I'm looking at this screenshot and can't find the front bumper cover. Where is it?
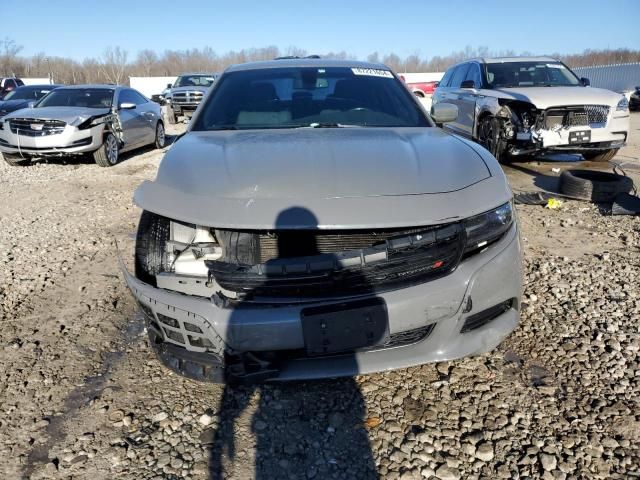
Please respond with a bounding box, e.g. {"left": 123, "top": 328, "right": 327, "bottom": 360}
{"left": 121, "top": 224, "right": 522, "bottom": 382}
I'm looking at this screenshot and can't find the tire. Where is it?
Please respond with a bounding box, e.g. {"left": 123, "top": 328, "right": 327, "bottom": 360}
{"left": 558, "top": 169, "right": 634, "bottom": 203}
{"left": 1, "top": 152, "right": 30, "bottom": 166}
{"left": 93, "top": 133, "right": 119, "bottom": 167}
{"left": 581, "top": 148, "right": 619, "bottom": 163}
{"left": 477, "top": 115, "right": 508, "bottom": 163}
{"left": 155, "top": 121, "right": 166, "bottom": 149}
{"left": 135, "top": 210, "right": 170, "bottom": 287}
{"left": 167, "top": 108, "right": 177, "bottom": 125}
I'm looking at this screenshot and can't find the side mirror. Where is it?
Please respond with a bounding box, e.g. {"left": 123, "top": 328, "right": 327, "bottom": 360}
{"left": 580, "top": 77, "right": 590, "bottom": 87}
{"left": 119, "top": 102, "right": 136, "bottom": 110}
{"left": 460, "top": 80, "right": 475, "bottom": 89}
{"left": 167, "top": 83, "right": 173, "bottom": 88}
{"left": 431, "top": 103, "right": 458, "bottom": 123}
{"left": 27, "top": 101, "right": 36, "bottom": 108}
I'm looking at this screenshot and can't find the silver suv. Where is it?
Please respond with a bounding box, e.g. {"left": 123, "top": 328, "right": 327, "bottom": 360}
{"left": 432, "top": 57, "right": 630, "bottom": 163}
{"left": 121, "top": 59, "right": 522, "bottom": 383}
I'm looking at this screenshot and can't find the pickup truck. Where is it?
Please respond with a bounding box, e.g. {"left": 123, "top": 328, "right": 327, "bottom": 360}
{"left": 165, "top": 73, "right": 216, "bottom": 123}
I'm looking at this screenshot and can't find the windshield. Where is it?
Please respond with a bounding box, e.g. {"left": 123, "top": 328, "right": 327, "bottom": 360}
{"left": 192, "top": 66, "right": 430, "bottom": 130}
{"left": 485, "top": 61, "right": 581, "bottom": 88}
{"left": 174, "top": 75, "right": 216, "bottom": 88}
{"left": 3, "top": 86, "right": 54, "bottom": 101}
{"left": 37, "top": 88, "right": 114, "bottom": 108}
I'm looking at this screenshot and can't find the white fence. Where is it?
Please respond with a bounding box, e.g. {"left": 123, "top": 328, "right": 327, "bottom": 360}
{"left": 22, "top": 77, "right": 54, "bottom": 85}
{"left": 572, "top": 63, "right": 640, "bottom": 93}
{"left": 130, "top": 76, "right": 176, "bottom": 98}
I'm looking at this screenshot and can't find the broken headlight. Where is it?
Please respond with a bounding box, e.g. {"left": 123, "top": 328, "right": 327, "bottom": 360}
{"left": 463, "top": 201, "right": 513, "bottom": 254}
{"left": 616, "top": 96, "right": 629, "bottom": 112}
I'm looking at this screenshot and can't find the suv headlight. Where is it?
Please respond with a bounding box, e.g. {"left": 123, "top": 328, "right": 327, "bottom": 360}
{"left": 616, "top": 96, "right": 629, "bottom": 112}
{"left": 463, "top": 201, "right": 513, "bottom": 253}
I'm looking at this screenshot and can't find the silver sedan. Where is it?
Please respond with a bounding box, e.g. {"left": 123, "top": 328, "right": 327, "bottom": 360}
{"left": 0, "top": 84, "right": 165, "bottom": 167}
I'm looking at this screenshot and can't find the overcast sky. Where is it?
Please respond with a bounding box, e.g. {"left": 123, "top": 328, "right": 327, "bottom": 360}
{"left": 5, "top": 0, "right": 639, "bottom": 60}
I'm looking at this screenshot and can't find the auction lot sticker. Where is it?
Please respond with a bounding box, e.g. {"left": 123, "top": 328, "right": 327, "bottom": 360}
{"left": 351, "top": 68, "right": 394, "bottom": 78}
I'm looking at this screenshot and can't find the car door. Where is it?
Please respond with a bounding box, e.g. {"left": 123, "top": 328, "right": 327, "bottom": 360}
{"left": 440, "top": 64, "right": 470, "bottom": 135}
{"left": 456, "top": 62, "right": 483, "bottom": 138}
{"left": 129, "top": 89, "right": 158, "bottom": 144}
{"left": 116, "top": 89, "right": 149, "bottom": 147}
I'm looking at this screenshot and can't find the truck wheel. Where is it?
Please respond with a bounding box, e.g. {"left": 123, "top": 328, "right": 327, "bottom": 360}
{"left": 478, "top": 116, "right": 508, "bottom": 163}
{"left": 135, "top": 210, "right": 170, "bottom": 287}
{"left": 155, "top": 122, "right": 166, "bottom": 149}
{"left": 167, "top": 108, "right": 177, "bottom": 125}
{"left": 582, "top": 148, "right": 619, "bottom": 163}
{"left": 2, "top": 152, "right": 30, "bottom": 166}
{"left": 93, "top": 133, "right": 119, "bottom": 167}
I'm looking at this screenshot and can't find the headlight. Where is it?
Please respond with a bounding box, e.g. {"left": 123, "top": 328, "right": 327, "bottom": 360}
{"left": 463, "top": 201, "right": 513, "bottom": 253}
{"left": 616, "top": 96, "right": 629, "bottom": 112}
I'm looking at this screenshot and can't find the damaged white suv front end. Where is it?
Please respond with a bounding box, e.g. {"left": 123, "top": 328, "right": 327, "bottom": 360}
{"left": 432, "top": 57, "right": 630, "bottom": 163}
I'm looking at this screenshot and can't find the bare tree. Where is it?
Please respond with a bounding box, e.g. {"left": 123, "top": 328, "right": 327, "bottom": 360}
{"left": 99, "top": 46, "right": 129, "bottom": 84}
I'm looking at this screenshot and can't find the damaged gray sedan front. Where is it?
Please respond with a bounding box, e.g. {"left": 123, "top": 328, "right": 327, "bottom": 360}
{"left": 0, "top": 85, "right": 165, "bottom": 167}
{"left": 122, "top": 59, "right": 523, "bottom": 383}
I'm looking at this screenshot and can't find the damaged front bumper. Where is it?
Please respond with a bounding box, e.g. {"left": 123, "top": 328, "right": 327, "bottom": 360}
{"left": 0, "top": 124, "right": 104, "bottom": 157}
{"left": 121, "top": 222, "right": 522, "bottom": 383}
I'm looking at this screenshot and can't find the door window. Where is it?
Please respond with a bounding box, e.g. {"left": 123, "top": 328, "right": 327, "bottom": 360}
{"left": 465, "top": 63, "right": 483, "bottom": 88}
{"left": 449, "top": 64, "right": 470, "bottom": 88}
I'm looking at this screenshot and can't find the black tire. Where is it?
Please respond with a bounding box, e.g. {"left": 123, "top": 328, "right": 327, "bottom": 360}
{"left": 167, "top": 108, "right": 177, "bottom": 125}
{"left": 477, "top": 115, "right": 508, "bottom": 163}
{"left": 581, "top": 148, "right": 619, "bottom": 163}
{"left": 2, "top": 152, "right": 30, "bottom": 166}
{"left": 93, "top": 133, "right": 119, "bottom": 167}
{"left": 558, "top": 169, "right": 634, "bottom": 203}
{"left": 155, "top": 121, "right": 166, "bottom": 149}
{"left": 135, "top": 210, "right": 170, "bottom": 287}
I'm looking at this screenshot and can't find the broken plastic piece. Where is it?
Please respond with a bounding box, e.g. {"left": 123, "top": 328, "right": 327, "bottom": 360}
{"left": 545, "top": 198, "right": 563, "bottom": 209}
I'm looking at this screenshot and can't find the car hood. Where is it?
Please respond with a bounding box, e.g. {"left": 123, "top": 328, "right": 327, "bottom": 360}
{"left": 487, "top": 86, "right": 622, "bottom": 109}
{"left": 135, "top": 128, "right": 512, "bottom": 229}
{"left": 170, "top": 86, "right": 210, "bottom": 94}
{"left": 2, "top": 106, "right": 112, "bottom": 125}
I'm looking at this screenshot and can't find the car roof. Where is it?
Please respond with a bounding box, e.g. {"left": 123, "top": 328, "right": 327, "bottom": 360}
{"left": 54, "top": 84, "right": 121, "bottom": 90}
{"left": 226, "top": 59, "right": 392, "bottom": 73}
{"left": 177, "top": 73, "right": 217, "bottom": 76}
{"left": 17, "top": 84, "right": 63, "bottom": 89}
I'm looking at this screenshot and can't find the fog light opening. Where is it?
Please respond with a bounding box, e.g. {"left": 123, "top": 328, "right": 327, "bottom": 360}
{"left": 461, "top": 299, "right": 514, "bottom": 333}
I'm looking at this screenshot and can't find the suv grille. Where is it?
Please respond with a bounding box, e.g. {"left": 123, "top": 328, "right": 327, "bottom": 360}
{"left": 207, "top": 223, "right": 465, "bottom": 298}
{"left": 544, "top": 105, "right": 610, "bottom": 129}
{"left": 8, "top": 118, "right": 66, "bottom": 136}
{"left": 172, "top": 91, "right": 204, "bottom": 105}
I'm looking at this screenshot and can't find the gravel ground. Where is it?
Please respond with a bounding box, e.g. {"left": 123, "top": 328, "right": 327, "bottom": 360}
{"left": 1, "top": 116, "right": 639, "bottom": 480}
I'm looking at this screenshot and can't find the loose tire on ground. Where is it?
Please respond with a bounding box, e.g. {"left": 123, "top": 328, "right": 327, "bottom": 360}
{"left": 581, "top": 148, "right": 619, "bottom": 163}
{"left": 558, "top": 169, "right": 634, "bottom": 203}
{"left": 1, "top": 152, "right": 30, "bottom": 166}
{"left": 93, "top": 133, "right": 119, "bottom": 167}
{"left": 135, "top": 210, "right": 170, "bottom": 287}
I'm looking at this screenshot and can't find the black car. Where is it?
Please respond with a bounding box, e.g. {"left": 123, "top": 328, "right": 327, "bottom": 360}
{"left": 0, "top": 84, "right": 62, "bottom": 119}
{"left": 630, "top": 86, "right": 640, "bottom": 111}
{"left": 0, "top": 77, "right": 25, "bottom": 99}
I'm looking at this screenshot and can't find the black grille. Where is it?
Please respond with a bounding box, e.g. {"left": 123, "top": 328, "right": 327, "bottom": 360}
{"left": 172, "top": 91, "right": 204, "bottom": 105}
{"left": 8, "top": 118, "right": 66, "bottom": 136}
{"left": 207, "top": 223, "right": 465, "bottom": 298}
{"left": 544, "top": 105, "right": 609, "bottom": 129}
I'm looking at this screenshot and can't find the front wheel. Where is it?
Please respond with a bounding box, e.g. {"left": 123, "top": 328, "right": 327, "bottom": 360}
{"left": 93, "top": 133, "right": 119, "bottom": 167}
{"left": 154, "top": 122, "right": 166, "bottom": 149}
{"left": 478, "top": 116, "right": 508, "bottom": 163}
{"left": 135, "top": 210, "right": 170, "bottom": 287}
{"left": 581, "top": 148, "right": 619, "bottom": 163}
{"left": 2, "top": 152, "right": 30, "bottom": 166}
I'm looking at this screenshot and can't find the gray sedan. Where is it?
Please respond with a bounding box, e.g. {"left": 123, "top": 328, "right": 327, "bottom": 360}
{"left": 0, "top": 85, "right": 165, "bottom": 167}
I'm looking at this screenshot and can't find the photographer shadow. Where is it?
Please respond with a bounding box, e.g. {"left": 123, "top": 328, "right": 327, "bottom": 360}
{"left": 207, "top": 207, "right": 381, "bottom": 479}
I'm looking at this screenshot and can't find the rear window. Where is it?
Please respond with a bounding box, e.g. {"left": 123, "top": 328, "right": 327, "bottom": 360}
{"left": 192, "top": 66, "right": 430, "bottom": 130}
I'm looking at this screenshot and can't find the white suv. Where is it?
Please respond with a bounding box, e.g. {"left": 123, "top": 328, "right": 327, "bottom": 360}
{"left": 432, "top": 57, "right": 630, "bottom": 163}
